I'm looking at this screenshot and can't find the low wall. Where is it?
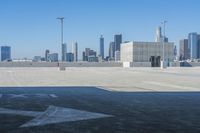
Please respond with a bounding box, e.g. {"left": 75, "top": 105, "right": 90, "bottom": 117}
{"left": 0, "top": 62, "right": 59, "bottom": 67}
{"left": 1, "top": 61, "right": 199, "bottom": 67}
{"left": 123, "top": 62, "right": 151, "bottom": 67}
{"left": 170, "top": 62, "right": 181, "bottom": 67}
{"left": 169, "top": 62, "right": 200, "bottom": 67}
{"left": 0, "top": 62, "right": 122, "bottom": 67}
{"left": 181, "top": 62, "right": 200, "bottom": 67}
{"left": 60, "top": 62, "right": 122, "bottom": 67}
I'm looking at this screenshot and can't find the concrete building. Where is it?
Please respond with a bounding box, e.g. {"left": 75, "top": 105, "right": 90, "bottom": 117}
{"left": 121, "top": 41, "right": 174, "bottom": 67}
{"left": 99, "top": 35, "right": 104, "bottom": 59}
{"left": 66, "top": 53, "right": 74, "bottom": 62}
{"left": 61, "top": 43, "right": 67, "bottom": 61}
{"left": 109, "top": 42, "right": 115, "bottom": 60}
{"left": 179, "top": 39, "right": 190, "bottom": 60}
{"left": 45, "top": 49, "right": 50, "bottom": 62}
{"left": 188, "top": 33, "right": 199, "bottom": 59}
{"left": 1, "top": 46, "right": 11, "bottom": 62}
{"left": 72, "top": 42, "right": 78, "bottom": 62}
{"left": 114, "top": 34, "right": 122, "bottom": 52}
{"left": 48, "top": 53, "right": 58, "bottom": 62}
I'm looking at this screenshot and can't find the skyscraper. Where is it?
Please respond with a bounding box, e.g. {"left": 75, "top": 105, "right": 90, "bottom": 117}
{"left": 198, "top": 35, "right": 200, "bottom": 58}
{"left": 66, "top": 53, "right": 74, "bottom": 62}
{"left": 72, "top": 42, "right": 78, "bottom": 62}
{"left": 1, "top": 46, "right": 11, "bottom": 62}
{"left": 115, "top": 51, "right": 120, "bottom": 62}
{"left": 188, "top": 33, "right": 198, "bottom": 59}
{"left": 109, "top": 42, "right": 115, "bottom": 60}
{"left": 82, "top": 52, "right": 86, "bottom": 61}
{"left": 179, "top": 39, "right": 190, "bottom": 60}
{"left": 114, "top": 34, "right": 122, "bottom": 52}
{"left": 45, "top": 49, "right": 50, "bottom": 62}
{"left": 155, "top": 26, "right": 162, "bottom": 42}
{"left": 99, "top": 35, "right": 104, "bottom": 59}
{"left": 62, "top": 43, "right": 67, "bottom": 61}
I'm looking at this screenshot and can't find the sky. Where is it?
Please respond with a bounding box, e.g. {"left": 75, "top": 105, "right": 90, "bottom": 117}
{"left": 0, "top": 0, "right": 200, "bottom": 59}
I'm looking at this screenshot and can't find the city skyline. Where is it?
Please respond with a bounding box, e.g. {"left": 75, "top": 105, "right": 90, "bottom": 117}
{"left": 1, "top": 0, "right": 200, "bottom": 59}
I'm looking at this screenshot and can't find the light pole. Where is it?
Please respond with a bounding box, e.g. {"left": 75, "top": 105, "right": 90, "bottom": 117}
{"left": 161, "top": 20, "right": 167, "bottom": 69}
{"left": 57, "top": 17, "right": 64, "bottom": 61}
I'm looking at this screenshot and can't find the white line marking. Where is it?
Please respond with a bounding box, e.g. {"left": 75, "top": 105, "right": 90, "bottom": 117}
{"left": 144, "top": 81, "right": 199, "bottom": 90}
{"left": 49, "top": 94, "right": 58, "bottom": 98}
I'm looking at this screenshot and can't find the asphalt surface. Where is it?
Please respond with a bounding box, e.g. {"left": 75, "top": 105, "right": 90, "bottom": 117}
{"left": 1, "top": 87, "right": 200, "bottom": 133}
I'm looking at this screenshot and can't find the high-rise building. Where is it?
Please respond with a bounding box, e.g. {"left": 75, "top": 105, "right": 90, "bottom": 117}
{"left": 114, "top": 34, "right": 122, "bottom": 52}
{"left": 109, "top": 42, "right": 115, "bottom": 60}
{"left": 174, "top": 45, "right": 177, "bottom": 60}
{"left": 155, "top": 26, "right": 162, "bottom": 42}
{"left": 198, "top": 35, "right": 200, "bottom": 58}
{"left": 66, "top": 53, "right": 74, "bottom": 62}
{"left": 82, "top": 48, "right": 97, "bottom": 62}
{"left": 62, "top": 43, "right": 67, "bottom": 61}
{"left": 45, "top": 49, "right": 50, "bottom": 62}
{"left": 179, "top": 39, "right": 190, "bottom": 60}
{"left": 155, "top": 26, "right": 168, "bottom": 43}
{"left": 48, "top": 53, "right": 58, "bottom": 62}
{"left": 85, "top": 48, "right": 90, "bottom": 56}
{"left": 82, "top": 51, "right": 86, "bottom": 61}
{"left": 1, "top": 46, "right": 11, "bottom": 62}
{"left": 188, "top": 33, "right": 198, "bottom": 59}
{"left": 115, "top": 51, "right": 120, "bottom": 62}
{"left": 72, "top": 42, "right": 78, "bottom": 62}
{"left": 99, "top": 35, "right": 104, "bottom": 59}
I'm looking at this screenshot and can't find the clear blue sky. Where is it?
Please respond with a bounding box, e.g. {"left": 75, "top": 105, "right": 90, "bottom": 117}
{"left": 0, "top": 0, "right": 200, "bottom": 59}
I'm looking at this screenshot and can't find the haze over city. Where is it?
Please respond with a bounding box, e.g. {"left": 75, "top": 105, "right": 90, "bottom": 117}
{"left": 0, "top": 0, "right": 200, "bottom": 59}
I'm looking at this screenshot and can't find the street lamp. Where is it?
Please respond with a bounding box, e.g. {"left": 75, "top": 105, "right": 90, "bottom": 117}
{"left": 161, "top": 20, "right": 167, "bottom": 69}
{"left": 57, "top": 17, "right": 64, "bottom": 61}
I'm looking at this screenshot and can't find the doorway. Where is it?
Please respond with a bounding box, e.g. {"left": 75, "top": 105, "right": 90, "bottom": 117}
{"left": 150, "top": 56, "right": 161, "bottom": 67}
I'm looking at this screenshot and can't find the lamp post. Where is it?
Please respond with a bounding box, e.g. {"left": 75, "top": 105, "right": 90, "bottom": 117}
{"left": 161, "top": 20, "right": 167, "bottom": 69}
{"left": 57, "top": 17, "right": 64, "bottom": 61}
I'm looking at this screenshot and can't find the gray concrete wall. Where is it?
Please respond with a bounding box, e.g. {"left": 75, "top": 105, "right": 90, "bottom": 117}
{"left": 181, "top": 62, "right": 200, "bottom": 67}
{"left": 60, "top": 62, "right": 122, "bottom": 67}
{"left": 131, "top": 62, "right": 152, "bottom": 67}
{"left": 0, "top": 62, "right": 122, "bottom": 67}
{"left": 121, "top": 41, "right": 174, "bottom": 62}
{"left": 169, "top": 62, "right": 200, "bottom": 67}
{"left": 170, "top": 62, "right": 181, "bottom": 67}
{"left": 0, "top": 62, "right": 59, "bottom": 67}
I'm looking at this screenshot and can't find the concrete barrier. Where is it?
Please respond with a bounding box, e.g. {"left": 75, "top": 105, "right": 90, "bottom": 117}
{"left": 181, "top": 62, "right": 200, "bottom": 67}
{"left": 0, "top": 62, "right": 59, "bottom": 67}
{"left": 123, "top": 62, "right": 151, "bottom": 67}
{"left": 170, "top": 62, "right": 181, "bottom": 67}
{"left": 0, "top": 62, "right": 122, "bottom": 67}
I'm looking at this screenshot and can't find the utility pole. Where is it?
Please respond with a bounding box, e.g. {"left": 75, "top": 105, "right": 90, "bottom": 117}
{"left": 161, "top": 20, "right": 167, "bottom": 69}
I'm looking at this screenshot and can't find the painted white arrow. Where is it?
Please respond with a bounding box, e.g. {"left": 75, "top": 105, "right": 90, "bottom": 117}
{"left": 0, "top": 106, "right": 113, "bottom": 128}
